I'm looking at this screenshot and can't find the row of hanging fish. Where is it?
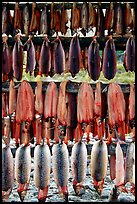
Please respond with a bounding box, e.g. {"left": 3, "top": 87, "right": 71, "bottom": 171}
{"left": 2, "top": 126, "right": 135, "bottom": 202}
{"left": 2, "top": 33, "right": 135, "bottom": 82}
{"left": 2, "top": 2, "right": 135, "bottom": 37}
{"left": 2, "top": 80, "right": 135, "bottom": 148}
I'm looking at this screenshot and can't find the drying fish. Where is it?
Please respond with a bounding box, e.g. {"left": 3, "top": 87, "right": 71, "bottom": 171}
{"left": 2, "top": 141, "right": 14, "bottom": 201}
{"left": 124, "top": 36, "right": 135, "bottom": 72}
{"left": 109, "top": 154, "right": 116, "bottom": 181}
{"left": 22, "top": 3, "right": 31, "bottom": 35}
{"left": 20, "top": 121, "right": 31, "bottom": 145}
{"left": 12, "top": 33, "right": 24, "bottom": 81}
{"left": 90, "top": 139, "right": 108, "bottom": 195}
{"left": 77, "top": 82, "right": 94, "bottom": 125}
{"left": 88, "top": 3, "right": 97, "bottom": 31}
{"left": 71, "top": 141, "right": 87, "bottom": 195}
{"left": 15, "top": 144, "right": 31, "bottom": 202}
{"left": 54, "top": 9, "right": 61, "bottom": 34}
{"left": 2, "top": 93, "right": 7, "bottom": 118}
{"left": 80, "top": 2, "right": 89, "bottom": 36}
{"left": 60, "top": 3, "right": 68, "bottom": 35}
{"left": 52, "top": 142, "right": 69, "bottom": 201}
{"left": 29, "top": 2, "right": 40, "bottom": 34}
{"left": 95, "top": 4, "right": 105, "bottom": 37}
{"left": 71, "top": 2, "right": 80, "bottom": 35}
{"left": 68, "top": 34, "right": 82, "bottom": 77}
{"left": 2, "top": 34, "right": 11, "bottom": 77}
{"left": 50, "top": 2, "right": 55, "bottom": 35}
{"left": 34, "top": 141, "right": 51, "bottom": 202}
{"left": 13, "top": 2, "right": 22, "bottom": 34}
{"left": 2, "top": 4, "right": 13, "bottom": 35}
{"left": 87, "top": 38, "right": 101, "bottom": 81}
{"left": 24, "top": 36, "right": 36, "bottom": 75}
{"left": 40, "top": 4, "right": 49, "bottom": 35}
{"left": 129, "top": 84, "right": 135, "bottom": 124}
{"left": 39, "top": 36, "right": 51, "bottom": 76}
{"left": 104, "top": 2, "right": 114, "bottom": 35}
{"left": 113, "top": 3, "right": 123, "bottom": 35}
{"left": 123, "top": 3, "right": 133, "bottom": 34}
{"left": 54, "top": 37, "right": 65, "bottom": 74}
{"left": 102, "top": 37, "right": 116, "bottom": 80}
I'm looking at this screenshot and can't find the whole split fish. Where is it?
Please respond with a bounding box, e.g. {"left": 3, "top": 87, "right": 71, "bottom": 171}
{"left": 104, "top": 2, "right": 114, "bottom": 35}
{"left": 90, "top": 140, "right": 108, "bottom": 195}
{"left": 87, "top": 38, "right": 101, "bottom": 81}
{"left": 40, "top": 4, "right": 49, "bottom": 35}
{"left": 2, "top": 34, "right": 11, "bottom": 77}
{"left": 60, "top": 3, "right": 68, "bottom": 35}
{"left": 54, "top": 9, "right": 61, "bottom": 34}
{"left": 88, "top": 3, "right": 97, "bottom": 31}
{"left": 123, "top": 3, "right": 133, "bottom": 34}
{"left": 12, "top": 34, "right": 24, "bottom": 81}
{"left": 95, "top": 4, "right": 105, "bottom": 37}
{"left": 2, "top": 4, "right": 13, "bottom": 35}
{"left": 68, "top": 34, "right": 81, "bottom": 77}
{"left": 54, "top": 37, "right": 65, "bottom": 74}
{"left": 34, "top": 142, "right": 51, "bottom": 202}
{"left": 124, "top": 36, "right": 135, "bottom": 72}
{"left": 15, "top": 144, "right": 31, "bottom": 201}
{"left": 52, "top": 142, "right": 69, "bottom": 201}
{"left": 39, "top": 36, "right": 51, "bottom": 76}
{"left": 2, "top": 143, "right": 14, "bottom": 201}
{"left": 102, "top": 37, "right": 116, "bottom": 80}
{"left": 71, "top": 141, "right": 87, "bottom": 195}
{"left": 113, "top": 3, "right": 123, "bottom": 35}
{"left": 71, "top": 2, "right": 80, "bottom": 35}
{"left": 80, "top": 2, "right": 89, "bottom": 36}
{"left": 22, "top": 3, "right": 31, "bottom": 35}
{"left": 50, "top": 2, "right": 55, "bottom": 35}
{"left": 13, "top": 2, "right": 22, "bottom": 34}
{"left": 24, "top": 36, "right": 36, "bottom": 75}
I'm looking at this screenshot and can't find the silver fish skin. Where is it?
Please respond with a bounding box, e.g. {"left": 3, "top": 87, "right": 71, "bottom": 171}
{"left": 34, "top": 144, "right": 51, "bottom": 189}
{"left": 54, "top": 38, "right": 65, "bottom": 74}
{"left": 52, "top": 142, "right": 69, "bottom": 195}
{"left": 26, "top": 39, "right": 36, "bottom": 74}
{"left": 39, "top": 38, "right": 51, "bottom": 75}
{"left": 12, "top": 39, "right": 24, "bottom": 81}
{"left": 2, "top": 146, "right": 14, "bottom": 200}
{"left": 68, "top": 34, "right": 81, "bottom": 77}
{"left": 15, "top": 144, "right": 31, "bottom": 184}
{"left": 125, "top": 142, "right": 135, "bottom": 183}
{"left": 71, "top": 141, "right": 87, "bottom": 185}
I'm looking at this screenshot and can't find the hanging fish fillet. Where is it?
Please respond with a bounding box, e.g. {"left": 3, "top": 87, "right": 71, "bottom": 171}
{"left": 54, "top": 37, "right": 65, "bottom": 74}
{"left": 2, "top": 4, "right": 13, "bottom": 35}
{"left": 102, "top": 37, "right": 116, "bottom": 80}
{"left": 22, "top": 3, "right": 31, "bottom": 35}
{"left": 12, "top": 34, "right": 24, "bottom": 81}
{"left": 71, "top": 2, "right": 80, "bottom": 35}
{"left": 113, "top": 3, "right": 123, "bottom": 35}
{"left": 71, "top": 141, "right": 87, "bottom": 195}
{"left": 29, "top": 2, "right": 40, "bottom": 34}
{"left": 68, "top": 34, "right": 81, "bottom": 77}
{"left": 39, "top": 36, "right": 51, "bottom": 76}
{"left": 34, "top": 143, "right": 51, "bottom": 202}
{"left": 95, "top": 4, "right": 105, "bottom": 37}
{"left": 124, "top": 36, "right": 135, "bottom": 72}
{"left": 20, "top": 121, "right": 31, "bottom": 145}
{"left": 50, "top": 2, "right": 55, "bottom": 35}
{"left": 52, "top": 142, "right": 69, "bottom": 201}
{"left": 40, "top": 5, "right": 48, "bottom": 35}
{"left": 80, "top": 2, "right": 89, "bottom": 36}
{"left": 2, "top": 93, "right": 7, "bottom": 118}
{"left": 87, "top": 38, "right": 101, "bottom": 81}
{"left": 104, "top": 2, "right": 114, "bottom": 34}
{"left": 88, "top": 3, "right": 97, "bottom": 31}
{"left": 129, "top": 83, "right": 135, "bottom": 122}
{"left": 109, "top": 154, "right": 116, "bottom": 181}
{"left": 2, "top": 144, "right": 14, "bottom": 201}
{"left": 13, "top": 2, "right": 22, "bottom": 33}
{"left": 15, "top": 144, "right": 31, "bottom": 202}
{"left": 90, "top": 140, "right": 108, "bottom": 195}
{"left": 61, "top": 4, "right": 68, "bottom": 35}
{"left": 123, "top": 3, "right": 133, "bottom": 34}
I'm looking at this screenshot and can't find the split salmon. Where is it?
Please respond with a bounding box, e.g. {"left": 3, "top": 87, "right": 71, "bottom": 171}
{"left": 102, "top": 37, "right": 116, "bottom": 80}
{"left": 113, "top": 3, "right": 123, "bottom": 35}
{"left": 54, "top": 9, "right": 61, "bottom": 34}
{"left": 71, "top": 2, "right": 80, "bottom": 35}
{"left": 13, "top": 2, "right": 22, "bottom": 34}
{"left": 88, "top": 3, "right": 97, "bottom": 30}
{"left": 87, "top": 38, "right": 101, "bottom": 81}
{"left": 50, "top": 2, "right": 55, "bottom": 35}
{"left": 40, "top": 4, "right": 49, "bottom": 35}
{"left": 2, "top": 4, "right": 13, "bottom": 35}
{"left": 2, "top": 144, "right": 14, "bottom": 201}
{"left": 68, "top": 34, "right": 81, "bottom": 77}
{"left": 2, "top": 34, "right": 11, "bottom": 77}
{"left": 15, "top": 144, "right": 31, "bottom": 202}
{"left": 95, "top": 4, "right": 105, "bottom": 37}
{"left": 20, "top": 121, "right": 31, "bottom": 145}
{"left": 9, "top": 80, "right": 16, "bottom": 115}
{"left": 109, "top": 154, "right": 116, "bottom": 181}
{"left": 123, "top": 3, "right": 133, "bottom": 34}
{"left": 34, "top": 143, "right": 51, "bottom": 201}
{"left": 104, "top": 2, "right": 114, "bottom": 34}
{"left": 2, "top": 93, "right": 7, "bottom": 118}
{"left": 22, "top": 3, "right": 31, "bottom": 35}
{"left": 129, "top": 84, "right": 135, "bottom": 122}
{"left": 39, "top": 36, "right": 51, "bottom": 76}
{"left": 54, "top": 37, "right": 65, "bottom": 74}
{"left": 61, "top": 4, "right": 68, "bottom": 35}
{"left": 29, "top": 2, "right": 40, "bottom": 34}
{"left": 52, "top": 142, "right": 69, "bottom": 201}
{"left": 24, "top": 36, "right": 36, "bottom": 75}
{"left": 90, "top": 140, "right": 108, "bottom": 195}
{"left": 12, "top": 34, "right": 24, "bottom": 81}
{"left": 80, "top": 2, "right": 89, "bottom": 36}
{"left": 71, "top": 141, "right": 87, "bottom": 195}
